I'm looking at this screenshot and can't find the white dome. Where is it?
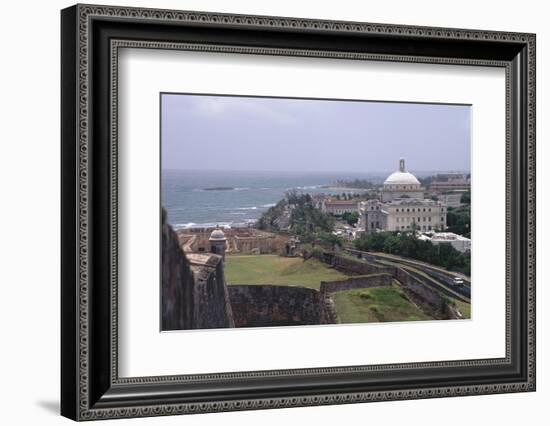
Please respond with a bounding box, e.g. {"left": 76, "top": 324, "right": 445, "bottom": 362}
{"left": 209, "top": 229, "right": 226, "bottom": 241}
{"left": 384, "top": 171, "right": 420, "bottom": 186}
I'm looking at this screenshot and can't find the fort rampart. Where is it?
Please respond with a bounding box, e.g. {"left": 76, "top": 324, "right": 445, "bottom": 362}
{"left": 314, "top": 248, "right": 461, "bottom": 320}
{"left": 320, "top": 274, "right": 393, "bottom": 294}
{"left": 162, "top": 210, "right": 234, "bottom": 330}
{"left": 228, "top": 285, "right": 337, "bottom": 327}
{"left": 311, "top": 250, "right": 394, "bottom": 276}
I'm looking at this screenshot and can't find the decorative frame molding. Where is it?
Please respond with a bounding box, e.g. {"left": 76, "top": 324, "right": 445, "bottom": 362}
{"left": 61, "top": 4, "right": 535, "bottom": 421}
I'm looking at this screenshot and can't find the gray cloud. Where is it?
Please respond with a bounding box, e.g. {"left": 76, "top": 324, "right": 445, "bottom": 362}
{"left": 161, "top": 94, "right": 471, "bottom": 173}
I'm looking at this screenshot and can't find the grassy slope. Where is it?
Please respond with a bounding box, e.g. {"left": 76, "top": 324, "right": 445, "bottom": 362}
{"left": 372, "top": 256, "right": 471, "bottom": 317}
{"left": 333, "top": 285, "right": 432, "bottom": 324}
{"left": 224, "top": 255, "right": 350, "bottom": 289}
{"left": 453, "top": 299, "right": 471, "bottom": 319}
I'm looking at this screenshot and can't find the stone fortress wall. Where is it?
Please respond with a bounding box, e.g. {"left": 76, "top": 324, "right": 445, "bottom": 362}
{"left": 394, "top": 267, "right": 461, "bottom": 320}
{"left": 320, "top": 274, "right": 393, "bottom": 294}
{"left": 187, "top": 253, "right": 235, "bottom": 329}
{"left": 320, "top": 251, "right": 395, "bottom": 276}
{"left": 161, "top": 210, "right": 234, "bottom": 330}
{"left": 161, "top": 209, "right": 196, "bottom": 330}
{"left": 228, "top": 285, "right": 337, "bottom": 328}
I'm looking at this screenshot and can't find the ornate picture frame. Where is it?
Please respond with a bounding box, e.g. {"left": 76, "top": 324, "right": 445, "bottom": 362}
{"left": 61, "top": 4, "right": 535, "bottom": 421}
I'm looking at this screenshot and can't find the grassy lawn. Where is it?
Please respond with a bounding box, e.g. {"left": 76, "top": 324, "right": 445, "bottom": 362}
{"left": 224, "top": 255, "right": 350, "bottom": 289}
{"left": 452, "top": 299, "right": 471, "bottom": 319}
{"left": 332, "top": 285, "right": 432, "bottom": 324}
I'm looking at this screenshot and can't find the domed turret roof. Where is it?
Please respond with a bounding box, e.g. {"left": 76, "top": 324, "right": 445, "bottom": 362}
{"left": 209, "top": 228, "right": 226, "bottom": 241}
{"left": 384, "top": 158, "right": 420, "bottom": 186}
{"left": 384, "top": 171, "right": 420, "bottom": 185}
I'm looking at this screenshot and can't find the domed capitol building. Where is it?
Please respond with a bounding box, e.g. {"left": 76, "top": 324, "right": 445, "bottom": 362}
{"left": 381, "top": 158, "right": 424, "bottom": 202}
{"left": 358, "top": 158, "right": 447, "bottom": 234}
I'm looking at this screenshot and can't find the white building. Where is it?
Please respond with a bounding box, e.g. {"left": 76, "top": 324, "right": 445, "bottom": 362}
{"left": 429, "top": 173, "right": 470, "bottom": 192}
{"left": 385, "top": 199, "right": 447, "bottom": 232}
{"left": 437, "top": 192, "right": 464, "bottom": 208}
{"left": 420, "top": 232, "right": 471, "bottom": 253}
{"left": 357, "top": 199, "right": 387, "bottom": 233}
{"left": 358, "top": 158, "right": 447, "bottom": 234}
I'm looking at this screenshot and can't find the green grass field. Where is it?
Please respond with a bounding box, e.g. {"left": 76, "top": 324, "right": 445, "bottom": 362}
{"left": 224, "top": 255, "right": 350, "bottom": 289}
{"left": 332, "top": 285, "right": 432, "bottom": 324}
{"left": 453, "top": 299, "right": 471, "bottom": 319}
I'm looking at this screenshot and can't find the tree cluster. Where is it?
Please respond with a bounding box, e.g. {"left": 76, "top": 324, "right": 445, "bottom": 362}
{"left": 334, "top": 192, "right": 363, "bottom": 200}
{"left": 257, "top": 190, "right": 335, "bottom": 242}
{"left": 332, "top": 179, "right": 375, "bottom": 189}
{"left": 287, "top": 191, "right": 335, "bottom": 241}
{"left": 446, "top": 205, "right": 471, "bottom": 238}
{"left": 255, "top": 198, "right": 288, "bottom": 232}
{"left": 460, "top": 190, "right": 471, "bottom": 205}
{"left": 341, "top": 211, "right": 359, "bottom": 226}
{"left": 353, "top": 231, "right": 470, "bottom": 275}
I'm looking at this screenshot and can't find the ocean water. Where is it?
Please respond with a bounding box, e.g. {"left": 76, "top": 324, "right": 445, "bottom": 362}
{"left": 162, "top": 169, "right": 394, "bottom": 229}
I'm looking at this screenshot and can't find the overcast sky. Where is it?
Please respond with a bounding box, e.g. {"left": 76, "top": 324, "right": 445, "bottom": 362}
{"left": 161, "top": 94, "right": 471, "bottom": 173}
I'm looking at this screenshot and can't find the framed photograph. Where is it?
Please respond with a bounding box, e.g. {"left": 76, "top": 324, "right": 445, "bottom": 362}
{"left": 61, "top": 4, "right": 536, "bottom": 421}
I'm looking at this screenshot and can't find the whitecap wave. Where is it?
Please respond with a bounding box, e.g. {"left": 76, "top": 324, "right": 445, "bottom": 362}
{"left": 172, "top": 220, "right": 257, "bottom": 230}
{"left": 286, "top": 185, "right": 322, "bottom": 191}
{"left": 172, "top": 222, "right": 196, "bottom": 229}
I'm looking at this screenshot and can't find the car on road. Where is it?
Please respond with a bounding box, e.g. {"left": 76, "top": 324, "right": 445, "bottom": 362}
{"left": 452, "top": 277, "right": 464, "bottom": 287}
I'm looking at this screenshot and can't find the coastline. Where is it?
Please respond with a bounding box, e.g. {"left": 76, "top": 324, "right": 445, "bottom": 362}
{"left": 172, "top": 219, "right": 258, "bottom": 230}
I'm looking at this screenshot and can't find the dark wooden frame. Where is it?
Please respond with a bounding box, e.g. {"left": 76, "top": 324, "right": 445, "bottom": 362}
{"left": 61, "top": 4, "right": 536, "bottom": 421}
